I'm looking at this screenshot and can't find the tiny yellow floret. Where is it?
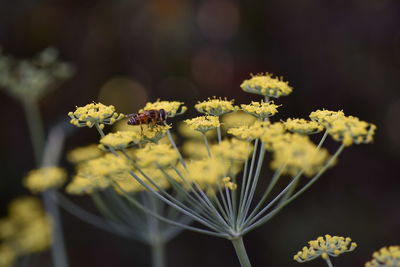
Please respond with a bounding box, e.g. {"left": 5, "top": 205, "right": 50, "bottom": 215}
{"left": 284, "top": 118, "right": 323, "bottom": 135}
{"left": 135, "top": 143, "right": 179, "bottom": 168}
{"left": 23, "top": 167, "right": 67, "bottom": 193}
{"left": 99, "top": 131, "right": 142, "bottom": 151}
{"left": 67, "top": 144, "right": 103, "bottom": 164}
{"left": 241, "top": 100, "right": 280, "bottom": 119}
{"left": 221, "top": 111, "right": 257, "bottom": 130}
{"left": 184, "top": 116, "right": 220, "bottom": 134}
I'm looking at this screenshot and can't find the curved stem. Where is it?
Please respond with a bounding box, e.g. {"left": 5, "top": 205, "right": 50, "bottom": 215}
{"left": 231, "top": 236, "right": 252, "bottom": 267}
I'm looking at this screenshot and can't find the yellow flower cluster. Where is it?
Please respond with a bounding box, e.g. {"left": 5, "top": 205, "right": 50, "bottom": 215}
{"left": 184, "top": 116, "right": 220, "bottom": 134}
{"left": 99, "top": 131, "right": 142, "bottom": 151}
{"left": 294, "top": 235, "right": 357, "bottom": 263}
{"left": 140, "top": 100, "right": 187, "bottom": 117}
{"left": 0, "top": 197, "right": 52, "bottom": 266}
{"left": 327, "top": 116, "right": 377, "bottom": 147}
{"left": 228, "top": 121, "right": 272, "bottom": 141}
{"left": 135, "top": 143, "right": 179, "bottom": 168}
{"left": 221, "top": 111, "right": 256, "bottom": 130}
{"left": 181, "top": 140, "right": 209, "bottom": 159}
{"left": 140, "top": 124, "right": 171, "bottom": 143}
{"left": 241, "top": 101, "right": 280, "bottom": 119}
{"left": 67, "top": 153, "right": 133, "bottom": 195}
{"left": 365, "top": 246, "right": 400, "bottom": 267}
{"left": 240, "top": 73, "right": 293, "bottom": 98}
{"left": 23, "top": 167, "right": 67, "bottom": 193}
{"left": 309, "top": 109, "right": 345, "bottom": 128}
{"left": 195, "top": 97, "right": 236, "bottom": 116}
{"left": 67, "top": 144, "right": 103, "bottom": 164}
{"left": 178, "top": 122, "right": 216, "bottom": 139}
{"left": 284, "top": 118, "right": 323, "bottom": 135}
{"left": 69, "top": 102, "right": 124, "bottom": 128}
{"left": 222, "top": 177, "right": 237, "bottom": 190}
{"left": 270, "top": 134, "right": 331, "bottom": 177}
{"left": 211, "top": 139, "right": 253, "bottom": 162}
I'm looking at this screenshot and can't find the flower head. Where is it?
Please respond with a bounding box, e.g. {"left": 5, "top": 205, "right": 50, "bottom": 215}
{"left": 309, "top": 109, "right": 345, "bottom": 128}
{"left": 0, "top": 47, "right": 74, "bottom": 103}
{"left": 0, "top": 245, "right": 16, "bottom": 267}
{"left": 284, "top": 118, "right": 323, "bottom": 135}
{"left": 140, "top": 100, "right": 187, "bottom": 118}
{"left": 184, "top": 116, "right": 220, "bottom": 134}
{"left": 240, "top": 73, "right": 293, "bottom": 98}
{"left": 365, "top": 246, "right": 400, "bottom": 267}
{"left": 177, "top": 122, "right": 216, "bottom": 139}
{"left": 327, "top": 116, "right": 377, "bottom": 146}
{"left": 99, "top": 131, "right": 142, "bottom": 151}
{"left": 23, "top": 167, "right": 67, "bottom": 193}
{"left": 181, "top": 140, "right": 209, "bottom": 159}
{"left": 68, "top": 102, "right": 124, "bottom": 128}
{"left": 135, "top": 143, "right": 179, "bottom": 168}
{"left": 270, "top": 134, "right": 331, "bottom": 177}
{"left": 260, "top": 122, "right": 287, "bottom": 150}
{"left": 294, "top": 235, "right": 357, "bottom": 263}
{"left": 195, "top": 97, "right": 236, "bottom": 116}
{"left": 67, "top": 144, "right": 103, "bottom": 164}
{"left": 141, "top": 124, "right": 171, "bottom": 143}
{"left": 221, "top": 111, "right": 256, "bottom": 130}
{"left": 228, "top": 121, "right": 271, "bottom": 141}
{"left": 65, "top": 175, "right": 96, "bottom": 195}
{"left": 241, "top": 100, "right": 280, "bottom": 119}
{"left": 211, "top": 138, "right": 253, "bottom": 162}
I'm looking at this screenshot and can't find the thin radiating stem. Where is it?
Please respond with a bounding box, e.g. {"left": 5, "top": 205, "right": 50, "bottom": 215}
{"left": 231, "top": 237, "right": 252, "bottom": 267}
{"left": 203, "top": 133, "right": 212, "bottom": 157}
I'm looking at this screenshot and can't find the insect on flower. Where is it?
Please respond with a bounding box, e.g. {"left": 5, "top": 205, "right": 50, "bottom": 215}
{"left": 125, "top": 109, "right": 167, "bottom": 130}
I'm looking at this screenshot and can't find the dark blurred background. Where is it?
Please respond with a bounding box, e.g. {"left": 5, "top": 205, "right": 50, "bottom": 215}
{"left": 0, "top": 0, "right": 399, "bottom": 266}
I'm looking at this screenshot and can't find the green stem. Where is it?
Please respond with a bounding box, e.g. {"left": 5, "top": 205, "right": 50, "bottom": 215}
{"left": 166, "top": 128, "right": 187, "bottom": 168}
{"left": 203, "top": 133, "right": 212, "bottom": 157}
{"left": 22, "top": 101, "right": 68, "bottom": 267}
{"left": 151, "top": 240, "right": 166, "bottom": 267}
{"left": 217, "top": 126, "right": 222, "bottom": 143}
{"left": 325, "top": 257, "right": 333, "bottom": 267}
{"left": 231, "top": 236, "right": 252, "bottom": 267}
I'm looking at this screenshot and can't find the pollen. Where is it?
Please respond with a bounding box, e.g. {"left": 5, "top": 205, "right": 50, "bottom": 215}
{"left": 68, "top": 102, "right": 124, "bottom": 128}
{"left": 195, "top": 97, "right": 237, "bottom": 116}
{"left": 365, "top": 246, "right": 400, "bottom": 267}
{"left": 240, "top": 73, "right": 293, "bottom": 98}
{"left": 241, "top": 100, "right": 280, "bottom": 119}
{"left": 140, "top": 100, "right": 187, "bottom": 117}
{"left": 309, "top": 109, "right": 346, "bottom": 128}
{"left": 23, "top": 167, "right": 67, "bottom": 193}
{"left": 293, "top": 235, "right": 356, "bottom": 263}
{"left": 184, "top": 116, "right": 221, "bottom": 134}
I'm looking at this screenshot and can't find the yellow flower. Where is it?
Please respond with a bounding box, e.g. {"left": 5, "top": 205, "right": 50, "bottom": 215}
{"left": 23, "top": 167, "right": 67, "bottom": 193}
{"left": 1, "top": 197, "right": 52, "bottom": 255}
{"left": 184, "top": 158, "right": 229, "bottom": 192}
{"left": 140, "top": 100, "right": 187, "bottom": 117}
{"left": 309, "top": 109, "right": 345, "bottom": 128}
{"left": 284, "top": 118, "right": 323, "bottom": 135}
{"left": 327, "top": 116, "right": 377, "bottom": 146}
{"left": 259, "top": 122, "right": 287, "bottom": 150}
{"left": 228, "top": 121, "right": 271, "bottom": 141}
{"left": 114, "top": 167, "right": 171, "bottom": 194}
{"left": 135, "top": 143, "right": 179, "bottom": 168}
{"left": 365, "top": 246, "right": 400, "bottom": 267}
{"left": 240, "top": 73, "right": 293, "bottom": 98}
{"left": 221, "top": 111, "right": 257, "bottom": 130}
{"left": 0, "top": 245, "right": 16, "bottom": 267}
{"left": 68, "top": 102, "right": 124, "bottom": 128}
{"left": 67, "top": 144, "right": 103, "bottom": 164}
{"left": 222, "top": 177, "right": 237, "bottom": 190}
{"left": 211, "top": 138, "right": 253, "bottom": 162}
{"left": 141, "top": 124, "right": 171, "bottom": 143}
{"left": 241, "top": 100, "right": 280, "bottom": 119}
{"left": 99, "top": 131, "right": 142, "bottom": 151}
{"left": 294, "top": 235, "right": 357, "bottom": 263}
{"left": 184, "top": 116, "right": 220, "bottom": 134}
{"left": 195, "top": 97, "right": 236, "bottom": 116}
{"left": 270, "top": 134, "right": 331, "bottom": 177}
{"left": 177, "top": 121, "right": 216, "bottom": 139}
{"left": 181, "top": 140, "right": 209, "bottom": 159}
{"left": 65, "top": 175, "right": 96, "bottom": 195}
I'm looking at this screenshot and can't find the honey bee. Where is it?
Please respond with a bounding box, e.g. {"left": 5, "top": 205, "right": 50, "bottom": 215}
{"left": 125, "top": 109, "right": 167, "bottom": 130}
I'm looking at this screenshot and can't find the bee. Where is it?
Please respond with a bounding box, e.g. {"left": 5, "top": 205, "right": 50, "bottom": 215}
{"left": 125, "top": 109, "right": 167, "bottom": 130}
